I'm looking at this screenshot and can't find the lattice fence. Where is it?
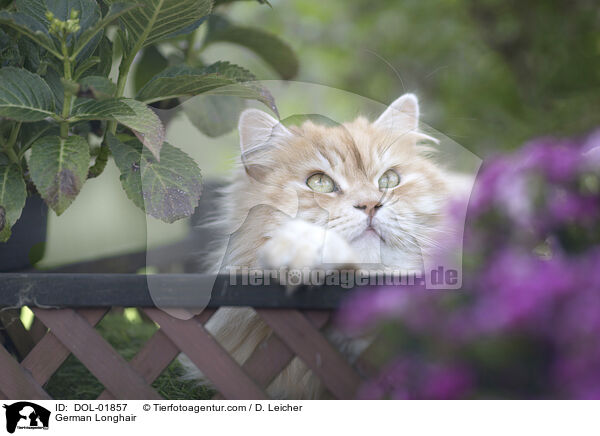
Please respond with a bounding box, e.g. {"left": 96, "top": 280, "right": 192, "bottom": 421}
{"left": 0, "top": 273, "right": 365, "bottom": 400}
{"left": 1, "top": 183, "right": 368, "bottom": 400}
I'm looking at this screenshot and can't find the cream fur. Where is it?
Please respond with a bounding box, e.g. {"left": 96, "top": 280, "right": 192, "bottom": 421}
{"left": 182, "top": 94, "right": 455, "bottom": 399}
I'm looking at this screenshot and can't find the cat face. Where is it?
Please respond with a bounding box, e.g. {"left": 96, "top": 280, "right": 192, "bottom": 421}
{"left": 236, "top": 94, "right": 449, "bottom": 265}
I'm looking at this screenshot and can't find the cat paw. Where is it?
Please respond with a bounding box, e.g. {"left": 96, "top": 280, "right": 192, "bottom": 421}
{"left": 259, "top": 219, "right": 357, "bottom": 270}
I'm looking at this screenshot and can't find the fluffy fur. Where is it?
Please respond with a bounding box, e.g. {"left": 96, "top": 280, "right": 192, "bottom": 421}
{"left": 183, "top": 94, "right": 454, "bottom": 399}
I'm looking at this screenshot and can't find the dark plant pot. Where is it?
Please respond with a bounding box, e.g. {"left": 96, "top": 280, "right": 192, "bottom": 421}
{"left": 0, "top": 195, "right": 48, "bottom": 272}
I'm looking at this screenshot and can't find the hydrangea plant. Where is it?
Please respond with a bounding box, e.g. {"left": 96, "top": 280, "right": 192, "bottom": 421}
{"left": 0, "top": 0, "right": 297, "bottom": 241}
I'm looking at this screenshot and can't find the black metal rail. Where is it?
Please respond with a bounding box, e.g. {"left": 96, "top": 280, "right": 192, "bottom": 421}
{"left": 0, "top": 273, "right": 353, "bottom": 309}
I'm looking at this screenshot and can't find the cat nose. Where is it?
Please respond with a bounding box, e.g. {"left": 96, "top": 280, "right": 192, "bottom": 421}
{"left": 354, "top": 201, "right": 382, "bottom": 217}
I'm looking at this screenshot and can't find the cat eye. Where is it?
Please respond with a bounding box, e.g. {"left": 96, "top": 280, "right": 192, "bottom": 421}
{"left": 306, "top": 173, "right": 337, "bottom": 193}
{"left": 378, "top": 169, "right": 400, "bottom": 189}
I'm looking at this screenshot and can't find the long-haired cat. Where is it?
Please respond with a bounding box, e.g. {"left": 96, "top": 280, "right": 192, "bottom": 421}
{"left": 183, "top": 93, "right": 456, "bottom": 399}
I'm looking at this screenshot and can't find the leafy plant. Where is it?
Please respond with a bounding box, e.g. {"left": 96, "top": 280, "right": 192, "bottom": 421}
{"left": 0, "top": 0, "right": 297, "bottom": 241}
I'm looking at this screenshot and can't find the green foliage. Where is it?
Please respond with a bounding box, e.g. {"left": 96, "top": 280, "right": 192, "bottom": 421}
{"left": 237, "top": 0, "right": 598, "bottom": 153}
{"left": 108, "top": 134, "right": 203, "bottom": 222}
{"left": 0, "top": 153, "right": 26, "bottom": 241}
{"left": 205, "top": 15, "right": 298, "bottom": 80}
{"left": 0, "top": 0, "right": 297, "bottom": 241}
{"left": 0, "top": 9, "right": 62, "bottom": 58}
{"left": 78, "top": 75, "right": 116, "bottom": 99}
{"left": 137, "top": 61, "right": 277, "bottom": 113}
{"left": 29, "top": 135, "right": 90, "bottom": 214}
{"left": 109, "top": 0, "right": 212, "bottom": 49}
{"left": 72, "top": 98, "right": 165, "bottom": 158}
{"left": 184, "top": 94, "right": 245, "bottom": 138}
{"left": 133, "top": 44, "right": 167, "bottom": 91}
{"left": 71, "top": 2, "right": 137, "bottom": 60}
{"left": 137, "top": 64, "right": 237, "bottom": 103}
{"left": 0, "top": 67, "right": 56, "bottom": 121}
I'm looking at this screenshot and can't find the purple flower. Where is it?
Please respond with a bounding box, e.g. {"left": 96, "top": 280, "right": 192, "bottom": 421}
{"left": 547, "top": 189, "right": 599, "bottom": 224}
{"left": 521, "top": 138, "right": 582, "bottom": 182}
{"left": 582, "top": 129, "right": 600, "bottom": 170}
{"left": 336, "top": 285, "right": 418, "bottom": 333}
{"left": 468, "top": 156, "right": 514, "bottom": 216}
{"left": 472, "top": 249, "right": 577, "bottom": 332}
{"left": 342, "top": 128, "right": 600, "bottom": 399}
{"left": 421, "top": 365, "right": 473, "bottom": 400}
{"left": 357, "top": 357, "right": 473, "bottom": 400}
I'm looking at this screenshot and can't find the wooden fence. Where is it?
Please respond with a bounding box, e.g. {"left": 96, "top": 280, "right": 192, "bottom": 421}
{"left": 0, "top": 269, "right": 366, "bottom": 400}
{"left": 0, "top": 184, "right": 370, "bottom": 400}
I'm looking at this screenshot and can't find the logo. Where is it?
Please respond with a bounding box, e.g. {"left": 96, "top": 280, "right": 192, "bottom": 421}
{"left": 2, "top": 402, "right": 50, "bottom": 433}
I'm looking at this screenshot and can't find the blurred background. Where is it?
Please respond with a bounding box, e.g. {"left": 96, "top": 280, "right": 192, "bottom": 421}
{"left": 39, "top": 0, "right": 599, "bottom": 266}
{"left": 15, "top": 0, "right": 600, "bottom": 400}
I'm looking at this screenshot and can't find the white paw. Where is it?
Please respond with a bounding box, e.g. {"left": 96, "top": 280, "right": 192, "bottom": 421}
{"left": 259, "top": 220, "right": 356, "bottom": 270}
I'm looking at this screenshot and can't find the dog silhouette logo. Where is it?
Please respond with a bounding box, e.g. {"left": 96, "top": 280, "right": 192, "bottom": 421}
{"left": 3, "top": 402, "right": 50, "bottom": 433}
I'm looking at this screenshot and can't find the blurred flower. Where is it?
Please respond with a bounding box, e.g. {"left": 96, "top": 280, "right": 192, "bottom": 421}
{"left": 582, "top": 130, "right": 600, "bottom": 170}
{"left": 341, "top": 129, "right": 600, "bottom": 399}
{"left": 337, "top": 285, "right": 415, "bottom": 334}
{"left": 547, "top": 189, "right": 599, "bottom": 224}
{"left": 521, "top": 138, "right": 582, "bottom": 182}
{"left": 357, "top": 357, "right": 473, "bottom": 400}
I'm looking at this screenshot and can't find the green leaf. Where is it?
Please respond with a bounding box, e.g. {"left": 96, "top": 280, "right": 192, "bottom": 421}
{"left": 17, "top": 0, "right": 100, "bottom": 37}
{"left": 15, "top": 0, "right": 48, "bottom": 25}
{"left": 206, "top": 15, "right": 298, "bottom": 80}
{"left": 42, "top": 67, "right": 65, "bottom": 113}
{"left": 29, "top": 135, "right": 90, "bottom": 215}
{"left": 15, "top": 0, "right": 103, "bottom": 60}
{"left": 184, "top": 94, "right": 245, "bottom": 137}
{"left": 18, "top": 120, "right": 61, "bottom": 153}
{"left": 79, "top": 76, "right": 116, "bottom": 99}
{"left": 73, "top": 57, "right": 100, "bottom": 80}
{"left": 107, "top": 134, "right": 202, "bottom": 223}
{"left": 73, "top": 36, "right": 113, "bottom": 80}
{"left": 108, "top": 0, "right": 212, "bottom": 50}
{"left": 214, "top": 0, "right": 270, "bottom": 6}
{"left": 71, "top": 98, "right": 164, "bottom": 159}
{"left": 112, "top": 99, "right": 164, "bottom": 160}
{"left": 0, "top": 153, "right": 27, "bottom": 243}
{"left": 136, "top": 61, "right": 278, "bottom": 115}
{"left": 202, "top": 60, "right": 256, "bottom": 81}
{"left": 136, "top": 63, "right": 237, "bottom": 103}
{"left": 71, "top": 97, "right": 135, "bottom": 119}
{"left": 0, "top": 67, "right": 57, "bottom": 121}
{"left": 0, "top": 28, "right": 22, "bottom": 68}
{"left": 92, "top": 36, "right": 113, "bottom": 77}
{"left": 0, "top": 11, "right": 62, "bottom": 59}
{"left": 18, "top": 37, "right": 43, "bottom": 72}
{"left": 133, "top": 45, "right": 168, "bottom": 92}
{"left": 0, "top": 216, "right": 10, "bottom": 242}
{"left": 71, "top": 2, "right": 140, "bottom": 60}
{"left": 159, "top": 16, "right": 207, "bottom": 41}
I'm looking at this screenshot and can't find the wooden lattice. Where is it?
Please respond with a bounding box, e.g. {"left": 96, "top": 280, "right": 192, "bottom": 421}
{"left": 0, "top": 186, "right": 367, "bottom": 400}
{"left": 0, "top": 303, "right": 363, "bottom": 400}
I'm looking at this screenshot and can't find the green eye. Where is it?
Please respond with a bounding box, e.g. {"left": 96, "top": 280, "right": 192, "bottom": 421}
{"left": 378, "top": 169, "right": 400, "bottom": 189}
{"left": 307, "top": 173, "right": 336, "bottom": 193}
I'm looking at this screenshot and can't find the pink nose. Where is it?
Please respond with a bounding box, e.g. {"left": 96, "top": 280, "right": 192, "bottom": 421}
{"left": 354, "top": 201, "right": 382, "bottom": 218}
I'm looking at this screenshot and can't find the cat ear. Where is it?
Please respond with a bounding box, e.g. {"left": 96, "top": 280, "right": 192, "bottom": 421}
{"left": 238, "top": 108, "right": 292, "bottom": 181}
{"left": 375, "top": 93, "right": 419, "bottom": 132}
{"left": 238, "top": 108, "right": 292, "bottom": 153}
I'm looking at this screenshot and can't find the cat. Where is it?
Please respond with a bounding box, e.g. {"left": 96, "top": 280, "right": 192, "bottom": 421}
{"left": 182, "top": 93, "right": 458, "bottom": 399}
